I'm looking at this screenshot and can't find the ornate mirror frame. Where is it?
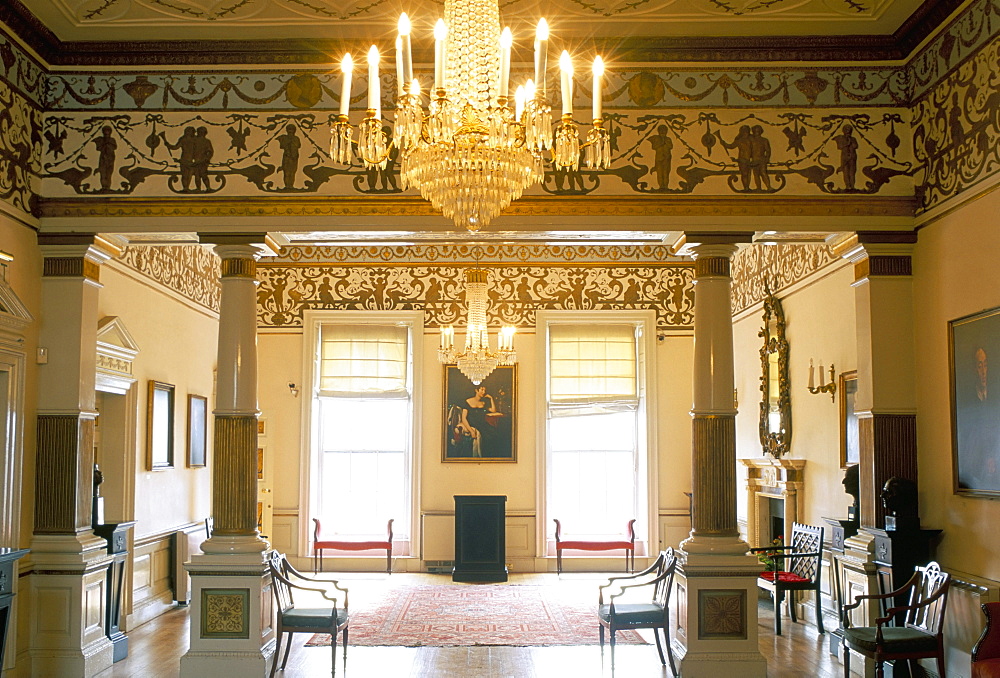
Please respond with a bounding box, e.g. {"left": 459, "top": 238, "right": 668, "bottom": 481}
{"left": 759, "top": 288, "right": 792, "bottom": 458}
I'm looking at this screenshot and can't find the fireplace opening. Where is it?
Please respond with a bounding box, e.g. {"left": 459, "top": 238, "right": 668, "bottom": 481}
{"left": 769, "top": 497, "right": 785, "bottom": 542}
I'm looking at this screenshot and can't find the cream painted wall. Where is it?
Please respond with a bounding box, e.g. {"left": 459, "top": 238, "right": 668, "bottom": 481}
{"left": 258, "top": 321, "right": 697, "bottom": 564}
{"left": 733, "top": 258, "right": 858, "bottom": 538}
{"left": 914, "top": 186, "right": 1000, "bottom": 581}
{"left": 98, "top": 262, "right": 217, "bottom": 539}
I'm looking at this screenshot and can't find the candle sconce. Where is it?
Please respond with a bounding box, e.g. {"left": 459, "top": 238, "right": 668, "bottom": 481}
{"left": 808, "top": 360, "right": 837, "bottom": 401}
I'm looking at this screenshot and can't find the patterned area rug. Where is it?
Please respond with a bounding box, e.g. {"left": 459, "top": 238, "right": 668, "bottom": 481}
{"left": 305, "top": 584, "right": 647, "bottom": 647}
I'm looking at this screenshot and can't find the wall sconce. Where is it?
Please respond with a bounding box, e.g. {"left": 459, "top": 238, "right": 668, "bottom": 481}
{"left": 288, "top": 382, "right": 299, "bottom": 398}
{"left": 807, "top": 359, "right": 837, "bottom": 401}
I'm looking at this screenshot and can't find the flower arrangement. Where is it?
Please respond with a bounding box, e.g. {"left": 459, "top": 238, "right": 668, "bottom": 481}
{"left": 757, "top": 536, "right": 784, "bottom": 571}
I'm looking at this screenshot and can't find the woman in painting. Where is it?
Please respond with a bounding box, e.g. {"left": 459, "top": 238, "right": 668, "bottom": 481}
{"left": 461, "top": 385, "right": 503, "bottom": 458}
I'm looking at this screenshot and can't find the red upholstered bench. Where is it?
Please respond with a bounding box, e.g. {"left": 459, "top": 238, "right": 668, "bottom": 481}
{"left": 553, "top": 518, "right": 636, "bottom": 574}
{"left": 312, "top": 518, "right": 394, "bottom": 574}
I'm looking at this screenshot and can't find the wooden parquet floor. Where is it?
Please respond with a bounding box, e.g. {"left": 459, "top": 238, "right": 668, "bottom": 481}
{"left": 97, "top": 573, "right": 843, "bottom": 678}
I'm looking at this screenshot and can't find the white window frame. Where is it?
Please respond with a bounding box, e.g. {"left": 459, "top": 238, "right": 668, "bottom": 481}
{"left": 300, "top": 310, "right": 424, "bottom": 559}
{"left": 535, "top": 310, "right": 659, "bottom": 561}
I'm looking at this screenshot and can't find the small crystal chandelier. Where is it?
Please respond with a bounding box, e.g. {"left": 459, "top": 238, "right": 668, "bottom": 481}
{"left": 438, "top": 269, "right": 516, "bottom": 384}
{"left": 330, "top": 0, "right": 611, "bottom": 233}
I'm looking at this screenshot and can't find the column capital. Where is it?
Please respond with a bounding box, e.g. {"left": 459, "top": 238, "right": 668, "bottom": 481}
{"left": 39, "top": 234, "right": 121, "bottom": 281}
{"left": 834, "top": 232, "right": 916, "bottom": 263}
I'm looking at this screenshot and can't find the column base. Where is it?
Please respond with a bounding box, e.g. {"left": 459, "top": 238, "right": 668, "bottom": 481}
{"left": 676, "top": 649, "right": 768, "bottom": 678}
{"left": 180, "top": 550, "right": 276, "bottom": 678}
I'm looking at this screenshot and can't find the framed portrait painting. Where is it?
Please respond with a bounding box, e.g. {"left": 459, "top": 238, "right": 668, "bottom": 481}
{"left": 442, "top": 365, "right": 516, "bottom": 462}
{"left": 187, "top": 394, "right": 208, "bottom": 468}
{"left": 146, "top": 380, "right": 175, "bottom": 470}
{"left": 950, "top": 307, "right": 1000, "bottom": 497}
{"left": 839, "top": 371, "right": 859, "bottom": 468}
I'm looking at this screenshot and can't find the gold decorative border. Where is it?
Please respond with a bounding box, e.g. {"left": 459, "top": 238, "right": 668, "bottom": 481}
{"left": 201, "top": 588, "right": 250, "bottom": 639}
{"left": 731, "top": 244, "right": 839, "bottom": 313}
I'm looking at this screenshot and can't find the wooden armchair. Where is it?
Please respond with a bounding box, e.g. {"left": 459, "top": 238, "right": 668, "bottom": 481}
{"left": 973, "top": 602, "right": 1000, "bottom": 677}
{"left": 312, "top": 518, "right": 393, "bottom": 574}
{"left": 268, "top": 551, "right": 349, "bottom": 677}
{"left": 750, "top": 521, "right": 825, "bottom": 635}
{"left": 841, "top": 561, "right": 950, "bottom": 678}
{"left": 597, "top": 547, "right": 678, "bottom": 676}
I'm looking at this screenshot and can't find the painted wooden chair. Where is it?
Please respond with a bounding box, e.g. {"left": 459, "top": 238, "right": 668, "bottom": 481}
{"left": 841, "top": 561, "right": 951, "bottom": 678}
{"left": 268, "top": 551, "right": 349, "bottom": 677}
{"left": 312, "top": 518, "right": 393, "bottom": 574}
{"left": 972, "top": 602, "right": 1000, "bottom": 677}
{"left": 750, "top": 521, "right": 825, "bottom": 635}
{"left": 597, "top": 547, "right": 678, "bottom": 676}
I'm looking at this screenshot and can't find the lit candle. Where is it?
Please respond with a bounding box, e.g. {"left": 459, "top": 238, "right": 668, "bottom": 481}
{"left": 592, "top": 56, "right": 604, "bottom": 121}
{"left": 395, "top": 36, "right": 405, "bottom": 97}
{"left": 398, "top": 13, "right": 413, "bottom": 84}
{"left": 434, "top": 19, "right": 447, "bottom": 92}
{"left": 367, "top": 45, "right": 380, "bottom": 116}
{"left": 410, "top": 78, "right": 420, "bottom": 99}
{"left": 808, "top": 359, "right": 815, "bottom": 390}
{"left": 514, "top": 85, "right": 525, "bottom": 120}
{"left": 534, "top": 18, "right": 548, "bottom": 96}
{"left": 559, "top": 50, "right": 573, "bottom": 117}
{"left": 339, "top": 53, "right": 353, "bottom": 117}
{"left": 499, "top": 27, "right": 512, "bottom": 99}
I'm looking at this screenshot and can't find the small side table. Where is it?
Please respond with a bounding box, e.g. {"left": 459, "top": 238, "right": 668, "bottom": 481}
{"left": 94, "top": 521, "right": 136, "bottom": 663}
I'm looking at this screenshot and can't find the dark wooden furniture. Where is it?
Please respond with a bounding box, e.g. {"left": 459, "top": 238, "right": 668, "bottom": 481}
{"left": 312, "top": 518, "right": 393, "bottom": 574}
{"left": 269, "top": 551, "right": 349, "bottom": 677}
{"left": 598, "top": 547, "right": 678, "bottom": 676}
{"left": 841, "top": 561, "right": 950, "bottom": 678}
{"left": 93, "top": 521, "right": 135, "bottom": 662}
{"left": 453, "top": 495, "right": 507, "bottom": 582}
{"left": 750, "top": 521, "right": 825, "bottom": 636}
{"left": 973, "top": 602, "right": 1000, "bottom": 678}
{"left": 553, "top": 518, "right": 636, "bottom": 574}
{"left": 870, "top": 527, "right": 941, "bottom": 624}
{"left": 0, "top": 548, "right": 28, "bottom": 670}
{"left": 824, "top": 516, "right": 859, "bottom": 657}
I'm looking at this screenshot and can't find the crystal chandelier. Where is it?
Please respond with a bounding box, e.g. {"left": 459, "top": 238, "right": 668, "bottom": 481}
{"left": 330, "top": 1, "right": 611, "bottom": 232}
{"left": 438, "top": 269, "right": 516, "bottom": 384}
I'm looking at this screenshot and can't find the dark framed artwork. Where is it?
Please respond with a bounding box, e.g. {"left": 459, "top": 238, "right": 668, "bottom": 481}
{"left": 442, "top": 365, "right": 516, "bottom": 462}
{"left": 839, "top": 371, "right": 859, "bottom": 468}
{"left": 187, "top": 394, "right": 208, "bottom": 468}
{"left": 146, "top": 380, "right": 175, "bottom": 470}
{"left": 950, "top": 307, "right": 1000, "bottom": 497}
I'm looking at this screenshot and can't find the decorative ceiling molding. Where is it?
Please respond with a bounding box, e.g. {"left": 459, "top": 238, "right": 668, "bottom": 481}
{"left": 117, "top": 245, "right": 220, "bottom": 312}
{"left": 0, "top": 0, "right": 968, "bottom": 66}
{"left": 731, "top": 242, "right": 839, "bottom": 313}
{"left": 265, "top": 243, "right": 689, "bottom": 264}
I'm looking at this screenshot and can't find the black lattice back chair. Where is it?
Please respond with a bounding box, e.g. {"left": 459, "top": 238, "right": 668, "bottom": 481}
{"left": 841, "top": 561, "right": 950, "bottom": 678}
{"left": 750, "top": 521, "right": 825, "bottom": 635}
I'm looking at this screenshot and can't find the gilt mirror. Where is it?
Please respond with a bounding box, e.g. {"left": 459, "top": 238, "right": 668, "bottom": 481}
{"left": 759, "top": 288, "right": 792, "bottom": 457}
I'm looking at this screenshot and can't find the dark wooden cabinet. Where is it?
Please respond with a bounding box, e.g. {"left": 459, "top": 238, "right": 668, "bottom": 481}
{"left": 94, "top": 521, "right": 136, "bottom": 663}
{"left": 453, "top": 495, "right": 507, "bottom": 583}
{"left": 871, "top": 527, "right": 941, "bottom": 624}
{"left": 0, "top": 548, "right": 28, "bottom": 669}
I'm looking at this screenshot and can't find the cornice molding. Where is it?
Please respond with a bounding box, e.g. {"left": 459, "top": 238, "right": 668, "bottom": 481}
{"left": 0, "top": 0, "right": 967, "bottom": 67}
{"left": 37, "top": 194, "right": 919, "bottom": 222}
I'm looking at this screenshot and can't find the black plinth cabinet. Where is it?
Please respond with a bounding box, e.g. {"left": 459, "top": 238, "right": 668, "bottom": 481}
{"left": 823, "top": 517, "right": 859, "bottom": 658}
{"left": 94, "top": 521, "right": 136, "bottom": 663}
{"left": 871, "top": 527, "right": 942, "bottom": 623}
{"left": 0, "top": 548, "right": 28, "bottom": 669}
{"left": 453, "top": 495, "right": 508, "bottom": 583}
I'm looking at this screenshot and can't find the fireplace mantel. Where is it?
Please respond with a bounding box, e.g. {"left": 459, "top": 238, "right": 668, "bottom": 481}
{"left": 741, "top": 458, "right": 806, "bottom": 548}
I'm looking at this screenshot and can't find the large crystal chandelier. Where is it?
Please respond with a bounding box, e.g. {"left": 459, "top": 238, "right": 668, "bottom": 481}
{"left": 438, "top": 269, "right": 516, "bottom": 384}
{"left": 330, "top": 1, "right": 611, "bottom": 232}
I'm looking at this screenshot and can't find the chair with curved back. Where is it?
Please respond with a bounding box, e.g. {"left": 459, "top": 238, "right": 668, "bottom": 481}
{"left": 841, "top": 561, "right": 951, "bottom": 678}
{"left": 750, "top": 521, "right": 825, "bottom": 635}
{"left": 972, "top": 602, "right": 1000, "bottom": 677}
{"left": 268, "top": 551, "right": 349, "bottom": 677}
{"left": 597, "top": 547, "right": 678, "bottom": 676}
{"left": 312, "top": 518, "right": 393, "bottom": 574}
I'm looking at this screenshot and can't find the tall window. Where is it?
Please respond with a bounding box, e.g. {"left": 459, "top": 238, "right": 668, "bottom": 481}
{"left": 312, "top": 321, "right": 415, "bottom": 546}
{"left": 543, "top": 316, "right": 652, "bottom": 542}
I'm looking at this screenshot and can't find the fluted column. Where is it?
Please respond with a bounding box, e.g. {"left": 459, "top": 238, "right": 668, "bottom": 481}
{"left": 203, "top": 244, "right": 266, "bottom": 552}
{"left": 30, "top": 234, "right": 118, "bottom": 677}
{"left": 181, "top": 241, "right": 274, "bottom": 677}
{"left": 675, "top": 238, "right": 766, "bottom": 678}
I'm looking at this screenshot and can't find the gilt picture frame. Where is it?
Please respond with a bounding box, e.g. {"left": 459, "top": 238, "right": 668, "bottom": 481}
{"left": 839, "top": 371, "right": 859, "bottom": 468}
{"left": 187, "top": 394, "right": 208, "bottom": 468}
{"left": 442, "top": 365, "right": 516, "bottom": 462}
{"left": 949, "top": 306, "right": 1000, "bottom": 497}
{"left": 146, "top": 380, "right": 175, "bottom": 470}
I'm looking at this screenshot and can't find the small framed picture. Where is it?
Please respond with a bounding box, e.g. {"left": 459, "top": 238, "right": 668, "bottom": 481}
{"left": 839, "top": 371, "right": 859, "bottom": 468}
{"left": 147, "top": 380, "right": 175, "bottom": 470}
{"left": 187, "top": 394, "right": 208, "bottom": 468}
{"left": 442, "top": 365, "right": 516, "bottom": 462}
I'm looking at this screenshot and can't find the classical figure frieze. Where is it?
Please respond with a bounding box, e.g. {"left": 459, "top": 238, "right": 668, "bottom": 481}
{"left": 0, "top": 30, "right": 46, "bottom": 107}
{"left": 256, "top": 263, "right": 695, "bottom": 330}
{"left": 731, "top": 243, "right": 838, "bottom": 313}
{"left": 40, "top": 107, "right": 913, "bottom": 200}
{"left": 0, "top": 81, "right": 42, "bottom": 214}
{"left": 117, "top": 245, "right": 221, "bottom": 312}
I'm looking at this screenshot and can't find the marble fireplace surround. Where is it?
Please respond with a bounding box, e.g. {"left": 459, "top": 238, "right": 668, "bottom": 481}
{"left": 742, "top": 458, "right": 806, "bottom": 549}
